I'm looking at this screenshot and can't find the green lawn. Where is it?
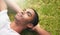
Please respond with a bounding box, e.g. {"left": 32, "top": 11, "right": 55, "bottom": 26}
{"left": 8, "top": 0, "right": 60, "bottom": 35}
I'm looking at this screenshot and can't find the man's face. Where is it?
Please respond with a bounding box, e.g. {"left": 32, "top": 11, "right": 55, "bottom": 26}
{"left": 15, "top": 9, "right": 35, "bottom": 25}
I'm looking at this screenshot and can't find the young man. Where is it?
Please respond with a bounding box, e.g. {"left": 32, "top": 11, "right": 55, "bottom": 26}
{"left": 0, "top": 0, "right": 23, "bottom": 29}
{"left": 0, "top": 0, "right": 50, "bottom": 35}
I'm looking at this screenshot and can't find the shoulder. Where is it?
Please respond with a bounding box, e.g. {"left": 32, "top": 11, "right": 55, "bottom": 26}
{"left": 0, "top": 10, "right": 8, "bottom": 15}
{"left": 0, "top": 26, "right": 20, "bottom": 35}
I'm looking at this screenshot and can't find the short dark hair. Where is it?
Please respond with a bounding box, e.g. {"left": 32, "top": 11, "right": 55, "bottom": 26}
{"left": 29, "top": 9, "right": 39, "bottom": 26}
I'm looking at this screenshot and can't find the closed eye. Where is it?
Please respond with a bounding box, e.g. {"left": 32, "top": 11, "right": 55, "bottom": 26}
{"left": 27, "top": 11, "right": 32, "bottom": 17}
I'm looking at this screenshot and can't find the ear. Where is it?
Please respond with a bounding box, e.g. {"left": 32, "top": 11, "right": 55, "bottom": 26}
{"left": 27, "top": 23, "right": 34, "bottom": 28}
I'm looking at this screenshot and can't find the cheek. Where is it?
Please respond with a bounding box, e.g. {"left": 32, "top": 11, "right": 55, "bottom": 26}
{"left": 23, "top": 14, "right": 31, "bottom": 20}
{"left": 23, "top": 16, "right": 33, "bottom": 22}
{"left": 15, "top": 15, "right": 21, "bottom": 21}
{"left": 23, "top": 16, "right": 30, "bottom": 20}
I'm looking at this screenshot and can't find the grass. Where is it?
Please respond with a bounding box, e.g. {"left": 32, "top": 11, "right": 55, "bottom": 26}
{"left": 8, "top": 0, "right": 60, "bottom": 35}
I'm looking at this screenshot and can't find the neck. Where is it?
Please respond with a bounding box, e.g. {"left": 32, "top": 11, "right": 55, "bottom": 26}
{"left": 10, "top": 21, "right": 24, "bottom": 33}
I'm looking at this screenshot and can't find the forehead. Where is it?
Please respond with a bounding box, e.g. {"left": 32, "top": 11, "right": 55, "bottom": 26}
{"left": 26, "top": 9, "right": 34, "bottom": 12}
{"left": 26, "top": 9, "right": 35, "bottom": 15}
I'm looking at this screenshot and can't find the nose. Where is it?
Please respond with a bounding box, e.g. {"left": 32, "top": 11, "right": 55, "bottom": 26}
{"left": 17, "top": 12, "right": 25, "bottom": 17}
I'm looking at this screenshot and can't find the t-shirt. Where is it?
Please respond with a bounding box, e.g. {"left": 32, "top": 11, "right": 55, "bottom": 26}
{"left": 0, "top": 10, "right": 20, "bottom": 35}
{"left": 0, "top": 10, "right": 10, "bottom": 29}
{"left": 0, "top": 22, "right": 20, "bottom": 35}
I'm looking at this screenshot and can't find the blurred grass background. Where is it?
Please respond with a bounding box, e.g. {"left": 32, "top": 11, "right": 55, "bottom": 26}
{"left": 8, "top": 0, "right": 60, "bottom": 35}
